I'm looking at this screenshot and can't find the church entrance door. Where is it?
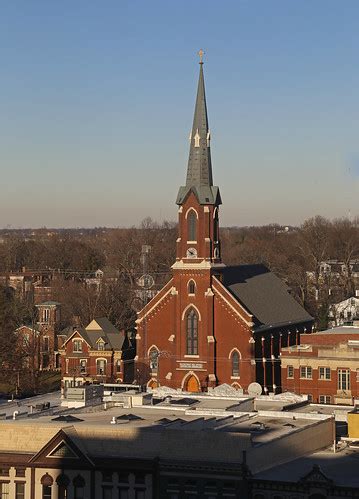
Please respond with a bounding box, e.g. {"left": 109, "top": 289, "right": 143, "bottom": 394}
{"left": 185, "top": 374, "right": 200, "bottom": 392}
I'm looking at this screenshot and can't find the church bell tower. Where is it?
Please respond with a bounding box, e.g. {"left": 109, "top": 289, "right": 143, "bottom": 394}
{"left": 174, "top": 51, "right": 222, "bottom": 268}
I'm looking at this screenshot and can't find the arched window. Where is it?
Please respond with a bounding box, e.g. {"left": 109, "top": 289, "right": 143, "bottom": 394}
{"left": 188, "top": 280, "right": 196, "bottom": 295}
{"left": 187, "top": 211, "right": 197, "bottom": 241}
{"left": 73, "top": 475, "right": 85, "bottom": 499}
{"left": 56, "top": 474, "right": 70, "bottom": 499}
{"left": 149, "top": 348, "right": 159, "bottom": 372}
{"left": 213, "top": 209, "right": 219, "bottom": 242}
{"left": 41, "top": 474, "right": 53, "bottom": 499}
{"left": 186, "top": 309, "right": 198, "bottom": 355}
{"left": 232, "top": 351, "right": 240, "bottom": 377}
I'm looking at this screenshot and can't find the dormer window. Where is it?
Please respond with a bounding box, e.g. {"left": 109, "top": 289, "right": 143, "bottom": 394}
{"left": 194, "top": 129, "right": 200, "bottom": 147}
{"left": 97, "top": 340, "right": 105, "bottom": 351}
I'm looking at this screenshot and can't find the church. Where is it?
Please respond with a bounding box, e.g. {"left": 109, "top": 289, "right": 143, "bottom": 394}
{"left": 136, "top": 55, "right": 313, "bottom": 394}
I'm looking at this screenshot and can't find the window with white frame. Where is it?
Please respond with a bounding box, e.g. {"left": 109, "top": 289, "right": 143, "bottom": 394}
{"left": 80, "top": 360, "right": 87, "bottom": 374}
{"left": 300, "top": 366, "right": 312, "bottom": 379}
{"left": 319, "top": 367, "right": 331, "bottom": 380}
{"left": 319, "top": 395, "right": 331, "bottom": 404}
{"left": 149, "top": 349, "right": 159, "bottom": 372}
{"left": 43, "top": 308, "right": 50, "bottom": 322}
{"left": 0, "top": 483, "right": 9, "bottom": 499}
{"left": 73, "top": 339, "right": 82, "bottom": 352}
{"left": 231, "top": 351, "right": 240, "bottom": 377}
{"left": 97, "top": 340, "right": 105, "bottom": 351}
{"left": 338, "top": 369, "right": 350, "bottom": 391}
{"left": 96, "top": 359, "right": 106, "bottom": 375}
{"left": 287, "top": 365, "right": 294, "bottom": 378}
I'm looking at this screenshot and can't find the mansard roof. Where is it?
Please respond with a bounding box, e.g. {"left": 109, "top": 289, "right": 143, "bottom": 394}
{"left": 218, "top": 265, "right": 313, "bottom": 332}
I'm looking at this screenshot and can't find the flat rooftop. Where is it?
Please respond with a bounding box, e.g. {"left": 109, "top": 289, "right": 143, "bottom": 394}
{"left": 255, "top": 446, "right": 359, "bottom": 488}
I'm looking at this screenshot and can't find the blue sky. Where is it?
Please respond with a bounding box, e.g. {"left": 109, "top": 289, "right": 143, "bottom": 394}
{"left": 1, "top": 1, "right": 358, "bottom": 228}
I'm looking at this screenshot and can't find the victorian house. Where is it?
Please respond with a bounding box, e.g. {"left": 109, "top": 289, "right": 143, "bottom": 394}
{"left": 59, "top": 317, "right": 135, "bottom": 388}
{"left": 136, "top": 58, "right": 313, "bottom": 394}
{"left": 15, "top": 300, "right": 61, "bottom": 371}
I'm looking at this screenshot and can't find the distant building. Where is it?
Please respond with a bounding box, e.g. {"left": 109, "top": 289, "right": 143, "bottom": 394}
{"left": 281, "top": 325, "right": 359, "bottom": 404}
{"left": 59, "top": 317, "right": 135, "bottom": 389}
{"left": 15, "top": 300, "right": 61, "bottom": 370}
{"left": 307, "top": 259, "right": 359, "bottom": 303}
{"left": 328, "top": 296, "right": 359, "bottom": 327}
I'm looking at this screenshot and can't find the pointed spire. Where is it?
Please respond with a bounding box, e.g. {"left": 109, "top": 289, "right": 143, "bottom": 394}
{"left": 176, "top": 53, "right": 221, "bottom": 206}
{"left": 186, "top": 56, "right": 213, "bottom": 187}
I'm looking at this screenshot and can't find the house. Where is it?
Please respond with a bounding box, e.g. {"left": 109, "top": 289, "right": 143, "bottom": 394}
{"left": 15, "top": 301, "right": 61, "bottom": 371}
{"left": 328, "top": 296, "right": 359, "bottom": 327}
{"left": 281, "top": 325, "right": 359, "bottom": 404}
{"left": 59, "top": 317, "right": 135, "bottom": 389}
{"left": 136, "top": 58, "right": 313, "bottom": 394}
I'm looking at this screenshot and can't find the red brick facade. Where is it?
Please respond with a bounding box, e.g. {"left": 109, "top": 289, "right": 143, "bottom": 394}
{"left": 281, "top": 328, "right": 359, "bottom": 404}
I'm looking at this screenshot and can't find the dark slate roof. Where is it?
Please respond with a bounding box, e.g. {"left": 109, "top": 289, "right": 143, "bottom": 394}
{"left": 218, "top": 265, "right": 313, "bottom": 332}
{"left": 176, "top": 61, "right": 221, "bottom": 206}
{"left": 62, "top": 318, "right": 125, "bottom": 351}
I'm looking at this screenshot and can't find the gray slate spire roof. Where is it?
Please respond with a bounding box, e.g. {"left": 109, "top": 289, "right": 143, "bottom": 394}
{"left": 176, "top": 61, "right": 221, "bottom": 206}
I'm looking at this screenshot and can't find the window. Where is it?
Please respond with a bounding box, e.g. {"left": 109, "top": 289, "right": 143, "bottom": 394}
{"left": 73, "top": 475, "right": 85, "bottom": 499}
{"left": 98, "top": 341, "right": 105, "bottom": 351}
{"left": 0, "top": 467, "right": 9, "bottom": 477}
{"left": 287, "top": 365, "right": 294, "bottom": 378}
{"left": 73, "top": 340, "right": 82, "bottom": 352}
{"left": 80, "top": 360, "right": 87, "bottom": 374}
{"left": 43, "top": 337, "right": 49, "bottom": 352}
{"left": 135, "top": 491, "right": 145, "bottom": 499}
{"left": 187, "top": 211, "right": 197, "bottom": 241}
{"left": 319, "top": 367, "right": 331, "bottom": 380}
{"left": 102, "top": 486, "right": 112, "bottom": 499}
{"left": 97, "top": 359, "right": 106, "bottom": 375}
{"left": 149, "top": 349, "right": 159, "bottom": 372}
{"left": 300, "top": 366, "right": 312, "bottom": 379}
{"left": 119, "top": 490, "right": 129, "bottom": 499}
{"left": 231, "top": 351, "right": 240, "bottom": 377}
{"left": 42, "top": 485, "right": 52, "bottom": 499}
{"left": 188, "top": 280, "right": 196, "bottom": 295}
{"left": 307, "top": 394, "right": 313, "bottom": 402}
{"left": 319, "top": 395, "right": 331, "bottom": 404}
{"left": 338, "top": 369, "right": 350, "bottom": 391}
{"left": 43, "top": 308, "right": 50, "bottom": 322}
{"left": 357, "top": 368, "right": 359, "bottom": 382}
{"left": 186, "top": 309, "right": 198, "bottom": 355}
{"left": 15, "top": 483, "right": 25, "bottom": 499}
{"left": 213, "top": 211, "right": 219, "bottom": 242}
{"left": 116, "top": 360, "right": 121, "bottom": 373}
{"left": 0, "top": 483, "right": 9, "bottom": 499}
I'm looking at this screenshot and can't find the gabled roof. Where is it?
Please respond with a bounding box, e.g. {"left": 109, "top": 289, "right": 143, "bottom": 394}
{"left": 63, "top": 318, "right": 125, "bottom": 351}
{"left": 218, "top": 265, "right": 313, "bottom": 332}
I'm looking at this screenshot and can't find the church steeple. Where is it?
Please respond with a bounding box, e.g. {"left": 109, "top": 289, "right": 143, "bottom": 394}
{"left": 174, "top": 53, "right": 223, "bottom": 266}
{"left": 176, "top": 53, "right": 221, "bottom": 206}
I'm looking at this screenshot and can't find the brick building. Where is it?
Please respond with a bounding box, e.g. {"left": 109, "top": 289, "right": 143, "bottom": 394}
{"left": 281, "top": 325, "right": 359, "bottom": 404}
{"left": 15, "top": 300, "right": 61, "bottom": 371}
{"left": 60, "top": 317, "right": 135, "bottom": 388}
{"left": 136, "top": 59, "right": 313, "bottom": 393}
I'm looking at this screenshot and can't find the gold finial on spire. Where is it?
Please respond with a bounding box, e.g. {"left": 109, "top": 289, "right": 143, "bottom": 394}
{"left": 198, "top": 49, "right": 204, "bottom": 64}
